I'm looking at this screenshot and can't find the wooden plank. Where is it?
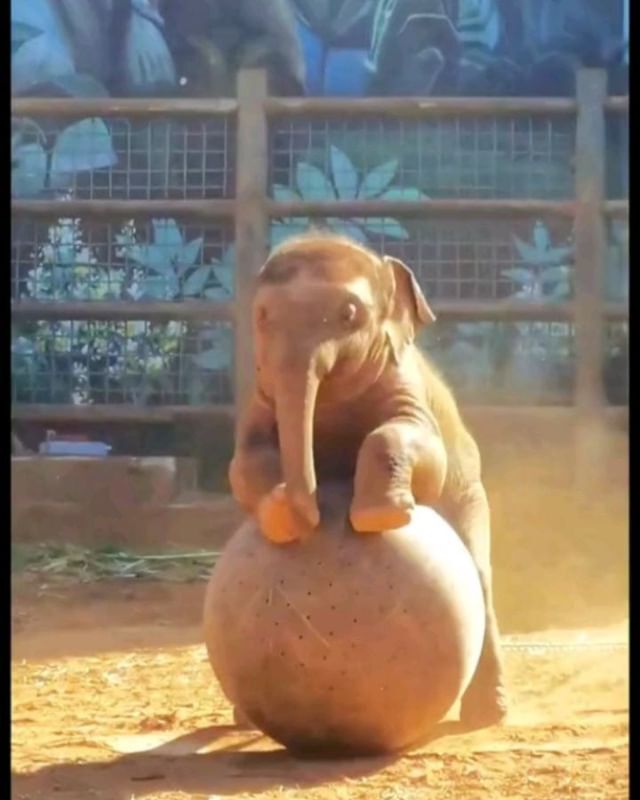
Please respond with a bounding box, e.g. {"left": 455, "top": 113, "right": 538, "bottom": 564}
{"left": 574, "top": 69, "right": 608, "bottom": 415}
{"left": 265, "top": 96, "right": 577, "bottom": 118}
{"left": 11, "top": 403, "right": 627, "bottom": 425}
{"left": 11, "top": 300, "right": 235, "bottom": 323}
{"left": 603, "top": 200, "right": 629, "bottom": 217}
{"left": 267, "top": 199, "right": 576, "bottom": 218}
{"left": 11, "top": 199, "right": 235, "bottom": 220}
{"left": 604, "top": 97, "right": 629, "bottom": 113}
{"left": 432, "top": 299, "right": 627, "bottom": 322}
{"left": 573, "top": 70, "right": 611, "bottom": 490}
{"left": 233, "top": 69, "right": 269, "bottom": 421}
{"left": 10, "top": 299, "right": 627, "bottom": 324}
{"left": 12, "top": 97, "right": 237, "bottom": 118}
{"left": 11, "top": 404, "right": 235, "bottom": 423}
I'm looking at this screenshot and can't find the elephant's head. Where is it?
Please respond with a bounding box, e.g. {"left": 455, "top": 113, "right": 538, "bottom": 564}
{"left": 253, "top": 233, "right": 435, "bottom": 526}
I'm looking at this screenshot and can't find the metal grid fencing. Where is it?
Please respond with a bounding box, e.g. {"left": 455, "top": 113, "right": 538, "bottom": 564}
{"left": 270, "top": 115, "right": 576, "bottom": 201}
{"left": 10, "top": 70, "right": 628, "bottom": 424}
{"left": 11, "top": 217, "right": 235, "bottom": 304}
{"left": 12, "top": 319, "right": 233, "bottom": 407}
{"left": 12, "top": 113, "right": 235, "bottom": 201}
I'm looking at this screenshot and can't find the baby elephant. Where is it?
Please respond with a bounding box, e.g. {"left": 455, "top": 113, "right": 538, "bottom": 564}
{"left": 229, "top": 233, "right": 507, "bottom": 728}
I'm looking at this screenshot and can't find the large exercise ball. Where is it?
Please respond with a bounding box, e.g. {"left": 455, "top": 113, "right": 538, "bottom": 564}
{"left": 203, "top": 485, "right": 485, "bottom": 756}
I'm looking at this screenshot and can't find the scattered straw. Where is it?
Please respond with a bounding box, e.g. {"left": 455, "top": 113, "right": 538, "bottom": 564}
{"left": 11, "top": 543, "right": 221, "bottom": 583}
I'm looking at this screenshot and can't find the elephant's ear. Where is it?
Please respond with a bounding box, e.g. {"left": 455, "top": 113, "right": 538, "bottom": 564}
{"left": 382, "top": 256, "right": 436, "bottom": 364}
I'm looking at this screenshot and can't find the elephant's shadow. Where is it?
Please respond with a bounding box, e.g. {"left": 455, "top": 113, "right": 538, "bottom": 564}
{"left": 12, "top": 720, "right": 467, "bottom": 797}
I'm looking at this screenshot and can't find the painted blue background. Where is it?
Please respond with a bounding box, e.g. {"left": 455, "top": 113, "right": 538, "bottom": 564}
{"left": 11, "top": 0, "right": 628, "bottom": 99}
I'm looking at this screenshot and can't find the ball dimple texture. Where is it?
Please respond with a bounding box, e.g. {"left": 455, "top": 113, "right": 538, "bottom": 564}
{"left": 203, "top": 494, "right": 485, "bottom": 757}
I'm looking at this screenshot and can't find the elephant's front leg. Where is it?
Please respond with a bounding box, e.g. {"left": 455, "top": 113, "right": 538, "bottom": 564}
{"left": 350, "top": 420, "right": 447, "bottom": 533}
{"left": 229, "top": 396, "right": 308, "bottom": 544}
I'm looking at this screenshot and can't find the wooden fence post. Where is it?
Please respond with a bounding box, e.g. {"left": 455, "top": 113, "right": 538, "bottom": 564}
{"left": 573, "top": 68, "right": 608, "bottom": 484}
{"left": 234, "top": 69, "right": 269, "bottom": 425}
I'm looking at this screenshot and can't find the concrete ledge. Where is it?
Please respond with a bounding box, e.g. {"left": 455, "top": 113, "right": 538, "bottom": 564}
{"left": 11, "top": 456, "right": 198, "bottom": 508}
{"left": 11, "top": 495, "right": 244, "bottom": 550}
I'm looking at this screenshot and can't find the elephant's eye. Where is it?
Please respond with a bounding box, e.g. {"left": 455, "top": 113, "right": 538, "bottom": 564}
{"left": 339, "top": 302, "right": 358, "bottom": 327}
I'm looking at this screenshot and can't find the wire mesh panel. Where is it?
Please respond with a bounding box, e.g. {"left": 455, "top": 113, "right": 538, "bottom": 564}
{"left": 12, "top": 217, "right": 235, "bottom": 303}
{"left": 420, "top": 321, "right": 627, "bottom": 406}
{"left": 11, "top": 319, "right": 233, "bottom": 406}
{"left": 270, "top": 115, "right": 575, "bottom": 201}
{"left": 604, "top": 321, "right": 628, "bottom": 405}
{"left": 605, "top": 216, "right": 628, "bottom": 303}
{"left": 11, "top": 116, "right": 236, "bottom": 200}
{"left": 605, "top": 111, "right": 629, "bottom": 200}
{"left": 270, "top": 215, "right": 575, "bottom": 302}
{"left": 421, "top": 320, "right": 576, "bottom": 405}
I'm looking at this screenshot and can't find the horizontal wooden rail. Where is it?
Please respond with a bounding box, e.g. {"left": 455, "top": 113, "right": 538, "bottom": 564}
{"left": 433, "top": 300, "right": 628, "bottom": 322}
{"left": 11, "top": 404, "right": 235, "bottom": 423}
{"left": 11, "top": 97, "right": 237, "bottom": 118}
{"left": 10, "top": 299, "right": 627, "bottom": 324}
{"left": 604, "top": 97, "right": 629, "bottom": 113}
{"left": 604, "top": 200, "right": 629, "bottom": 217}
{"left": 265, "top": 96, "right": 578, "bottom": 117}
{"left": 11, "top": 199, "right": 236, "bottom": 220}
{"left": 267, "top": 199, "right": 576, "bottom": 218}
{"left": 11, "top": 94, "right": 626, "bottom": 121}
{"left": 13, "top": 198, "right": 624, "bottom": 223}
{"left": 11, "top": 403, "right": 628, "bottom": 425}
{"left": 11, "top": 300, "right": 235, "bottom": 323}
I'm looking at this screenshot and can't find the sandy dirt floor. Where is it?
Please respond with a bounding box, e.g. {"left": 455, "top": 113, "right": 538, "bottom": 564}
{"left": 12, "top": 576, "right": 628, "bottom": 800}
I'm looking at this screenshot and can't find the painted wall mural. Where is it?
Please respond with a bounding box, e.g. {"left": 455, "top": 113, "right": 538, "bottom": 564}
{"left": 11, "top": 1, "right": 628, "bottom": 410}
{"left": 12, "top": 0, "right": 628, "bottom": 99}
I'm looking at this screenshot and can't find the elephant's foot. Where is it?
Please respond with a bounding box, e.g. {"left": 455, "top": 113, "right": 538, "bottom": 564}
{"left": 350, "top": 493, "right": 414, "bottom": 533}
{"left": 257, "top": 484, "right": 308, "bottom": 544}
{"left": 459, "top": 680, "right": 508, "bottom": 730}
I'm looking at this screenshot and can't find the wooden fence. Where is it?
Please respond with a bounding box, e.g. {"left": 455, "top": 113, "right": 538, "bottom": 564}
{"left": 11, "top": 68, "right": 628, "bottom": 428}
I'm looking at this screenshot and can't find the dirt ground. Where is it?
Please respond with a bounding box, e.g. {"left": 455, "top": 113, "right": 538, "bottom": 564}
{"left": 11, "top": 575, "right": 628, "bottom": 800}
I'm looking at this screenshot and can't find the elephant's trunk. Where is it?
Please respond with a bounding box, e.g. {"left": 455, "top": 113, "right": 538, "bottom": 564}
{"left": 275, "top": 365, "right": 320, "bottom": 530}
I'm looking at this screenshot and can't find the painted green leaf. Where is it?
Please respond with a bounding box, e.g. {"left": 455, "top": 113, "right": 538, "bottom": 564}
{"left": 179, "top": 236, "right": 204, "bottom": 269}
{"left": 326, "top": 218, "right": 368, "bottom": 243}
{"left": 50, "top": 118, "right": 116, "bottom": 187}
{"left": 126, "top": 243, "right": 168, "bottom": 274}
{"left": 296, "top": 161, "right": 335, "bottom": 201}
{"left": 361, "top": 217, "right": 409, "bottom": 239}
{"left": 501, "top": 267, "right": 535, "bottom": 284}
{"left": 151, "top": 218, "right": 184, "bottom": 250}
{"left": 378, "top": 187, "right": 429, "bottom": 201}
{"left": 204, "top": 286, "right": 230, "bottom": 300}
{"left": 212, "top": 264, "right": 233, "bottom": 295}
{"left": 513, "top": 234, "right": 574, "bottom": 267}
{"left": 330, "top": 146, "right": 358, "bottom": 200}
{"left": 272, "top": 184, "right": 301, "bottom": 202}
{"left": 551, "top": 280, "right": 571, "bottom": 298}
{"left": 11, "top": 21, "right": 42, "bottom": 55}
{"left": 359, "top": 159, "right": 398, "bottom": 198}
{"left": 142, "top": 274, "right": 178, "bottom": 299}
{"left": 11, "top": 142, "right": 47, "bottom": 196}
{"left": 182, "top": 265, "right": 211, "bottom": 297}
{"left": 211, "top": 244, "right": 236, "bottom": 294}
{"left": 540, "top": 265, "right": 572, "bottom": 284}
